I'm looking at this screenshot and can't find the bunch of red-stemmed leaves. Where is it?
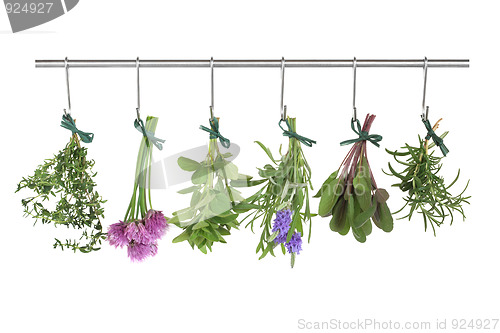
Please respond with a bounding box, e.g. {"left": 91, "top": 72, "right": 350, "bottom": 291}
{"left": 16, "top": 120, "right": 106, "bottom": 253}
{"left": 107, "top": 116, "right": 169, "bottom": 262}
{"left": 384, "top": 118, "right": 470, "bottom": 234}
{"left": 234, "top": 117, "right": 314, "bottom": 267}
{"left": 316, "top": 114, "right": 393, "bottom": 243}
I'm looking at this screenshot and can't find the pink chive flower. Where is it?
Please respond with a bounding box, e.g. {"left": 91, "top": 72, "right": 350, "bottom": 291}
{"left": 107, "top": 221, "right": 128, "bottom": 248}
{"left": 145, "top": 210, "right": 169, "bottom": 242}
{"left": 127, "top": 242, "right": 157, "bottom": 262}
{"left": 108, "top": 211, "right": 168, "bottom": 262}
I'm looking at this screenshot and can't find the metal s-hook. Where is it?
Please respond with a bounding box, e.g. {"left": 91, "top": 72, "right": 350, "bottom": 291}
{"left": 210, "top": 57, "right": 215, "bottom": 119}
{"left": 280, "top": 57, "right": 287, "bottom": 120}
{"left": 352, "top": 57, "right": 357, "bottom": 122}
{"left": 64, "top": 57, "right": 71, "bottom": 116}
{"left": 422, "top": 57, "right": 429, "bottom": 121}
{"left": 136, "top": 57, "right": 141, "bottom": 121}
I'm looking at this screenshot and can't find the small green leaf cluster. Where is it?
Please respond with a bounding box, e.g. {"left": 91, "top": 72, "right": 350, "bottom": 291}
{"left": 240, "top": 118, "right": 314, "bottom": 261}
{"left": 171, "top": 139, "right": 258, "bottom": 253}
{"left": 385, "top": 134, "right": 470, "bottom": 234}
{"left": 317, "top": 154, "right": 393, "bottom": 243}
{"left": 16, "top": 135, "right": 106, "bottom": 253}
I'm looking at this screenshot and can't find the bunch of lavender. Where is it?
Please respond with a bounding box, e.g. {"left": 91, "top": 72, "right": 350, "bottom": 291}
{"left": 235, "top": 117, "right": 315, "bottom": 267}
{"left": 316, "top": 114, "right": 393, "bottom": 243}
{"left": 107, "top": 116, "right": 169, "bottom": 262}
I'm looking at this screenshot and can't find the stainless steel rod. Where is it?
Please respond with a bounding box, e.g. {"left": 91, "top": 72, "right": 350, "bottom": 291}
{"left": 35, "top": 59, "right": 469, "bottom": 68}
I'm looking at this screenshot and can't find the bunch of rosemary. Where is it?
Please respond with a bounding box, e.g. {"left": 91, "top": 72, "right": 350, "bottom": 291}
{"left": 316, "top": 114, "right": 393, "bottom": 243}
{"left": 16, "top": 115, "right": 106, "bottom": 253}
{"left": 237, "top": 117, "right": 315, "bottom": 267}
{"left": 384, "top": 118, "right": 470, "bottom": 234}
{"left": 171, "top": 118, "right": 258, "bottom": 253}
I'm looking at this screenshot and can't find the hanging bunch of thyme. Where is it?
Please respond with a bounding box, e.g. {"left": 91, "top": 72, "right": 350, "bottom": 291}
{"left": 235, "top": 117, "right": 316, "bottom": 267}
{"left": 107, "top": 116, "right": 170, "bottom": 262}
{"left": 16, "top": 114, "right": 106, "bottom": 253}
{"left": 316, "top": 114, "right": 393, "bottom": 243}
{"left": 171, "top": 117, "right": 259, "bottom": 253}
{"left": 384, "top": 117, "right": 470, "bottom": 234}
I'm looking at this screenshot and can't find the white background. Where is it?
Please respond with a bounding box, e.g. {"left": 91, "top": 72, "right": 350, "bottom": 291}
{"left": 0, "top": 1, "right": 497, "bottom": 332}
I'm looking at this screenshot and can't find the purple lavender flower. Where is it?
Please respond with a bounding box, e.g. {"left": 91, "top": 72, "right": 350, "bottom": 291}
{"left": 272, "top": 209, "right": 292, "bottom": 244}
{"left": 285, "top": 232, "right": 302, "bottom": 254}
{"left": 145, "top": 210, "right": 169, "bottom": 242}
{"left": 107, "top": 221, "right": 128, "bottom": 248}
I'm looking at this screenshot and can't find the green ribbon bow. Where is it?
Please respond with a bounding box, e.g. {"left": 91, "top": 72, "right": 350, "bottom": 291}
{"left": 134, "top": 119, "right": 165, "bottom": 150}
{"left": 340, "top": 119, "right": 383, "bottom": 147}
{"left": 199, "top": 117, "right": 230, "bottom": 148}
{"left": 422, "top": 118, "right": 449, "bottom": 156}
{"left": 279, "top": 119, "right": 316, "bottom": 147}
{"left": 60, "top": 114, "right": 94, "bottom": 143}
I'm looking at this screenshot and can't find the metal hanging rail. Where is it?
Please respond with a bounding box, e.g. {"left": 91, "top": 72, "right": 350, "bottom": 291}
{"left": 35, "top": 59, "right": 469, "bottom": 68}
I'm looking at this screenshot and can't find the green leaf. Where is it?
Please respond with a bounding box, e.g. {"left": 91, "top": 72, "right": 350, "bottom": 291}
{"left": 223, "top": 162, "right": 239, "bottom": 180}
{"left": 352, "top": 201, "right": 377, "bottom": 229}
{"left": 338, "top": 212, "right": 351, "bottom": 236}
{"left": 192, "top": 220, "right": 210, "bottom": 230}
{"left": 345, "top": 197, "right": 355, "bottom": 230}
{"left": 255, "top": 141, "right": 276, "bottom": 163}
{"left": 232, "top": 202, "right": 260, "bottom": 213}
{"left": 211, "top": 213, "right": 239, "bottom": 225}
{"left": 374, "top": 188, "right": 390, "bottom": 203}
{"left": 352, "top": 226, "right": 366, "bottom": 243}
{"left": 172, "top": 230, "right": 190, "bottom": 243}
{"left": 177, "top": 185, "right": 200, "bottom": 194}
{"left": 173, "top": 207, "right": 195, "bottom": 222}
{"left": 318, "top": 178, "right": 343, "bottom": 217}
{"left": 361, "top": 219, "right": 372, "bottom": 236}
{"left": 313, "top": 170, "right": 338, "bottom": 198}
{"left": 329, "top": 199, "right": 347, "bottom": 233}
{"left": 192, "top": 167, "right": 209, "bottom": 185}
{"left": 209, "top": 193, "right": 232, "bottom": 215}
{"left": 178, "top": 157, "right": 201, "bottom": 172}
{"left": 377, "top": 202, "right": 394, "bottom": 232}
{"left": 353, "top": 175, "right": 371, "bottom": 211}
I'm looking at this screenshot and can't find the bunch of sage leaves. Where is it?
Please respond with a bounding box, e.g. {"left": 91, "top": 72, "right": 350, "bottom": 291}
{"left": 171, "top": 133, "right": 260, "bottom": 254}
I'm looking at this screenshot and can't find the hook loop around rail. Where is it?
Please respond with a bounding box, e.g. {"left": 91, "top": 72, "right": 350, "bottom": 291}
{"left": 352, "top": 57, "right": 357, "bottom": 122}
{"left": 280, "top": 57, "right": 286, "bottom": 120}
{"left": 421, "top": 57, "right": 429, "bottom": 121}
{"left": 64, "top": 57, "right": 71, "bottom": 116}
{"left": 136, "top": 57, "right": 141, "bottom": 121}
{"left": 210, "top": 57, "right": 215, "bottom": 119}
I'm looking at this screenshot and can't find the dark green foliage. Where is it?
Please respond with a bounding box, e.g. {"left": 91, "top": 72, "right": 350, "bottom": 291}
{"left": 385, "top": 132, "right": 470, "bottom": 235}
{"left": 16, "top": 134, "right": 106, "bottom": 253}
{"left": 316, "top": 115, "right": 393, "bottom": 242}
